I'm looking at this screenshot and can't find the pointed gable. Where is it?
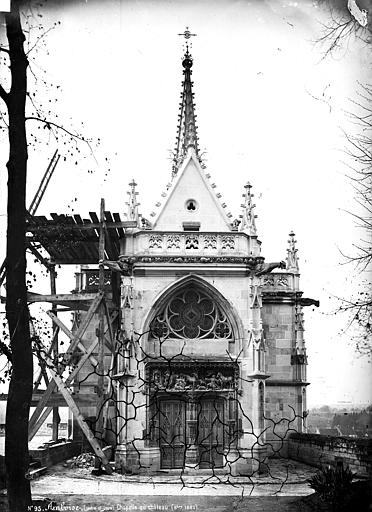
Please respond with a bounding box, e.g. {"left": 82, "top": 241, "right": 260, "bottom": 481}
{"left": 153, "top": 151, "right": 232, "bottom": 232}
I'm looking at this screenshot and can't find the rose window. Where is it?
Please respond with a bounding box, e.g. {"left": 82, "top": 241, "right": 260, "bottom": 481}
{"left": 150, "top": 288, "right": 232, "bottom": 340}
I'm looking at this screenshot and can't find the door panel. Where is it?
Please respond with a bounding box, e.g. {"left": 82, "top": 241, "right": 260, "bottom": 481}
{"left": 159, "top": 400, "right": 186, "bottom": 469}
{"left": 159, "top": 398, "right": 225, "bottom": 469}
{"left": 198, "top": 399, "right": 224, "bottom": 469}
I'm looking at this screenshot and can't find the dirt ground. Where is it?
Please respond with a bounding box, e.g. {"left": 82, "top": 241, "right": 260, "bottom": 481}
{"left": 0, "top": 494, "right": 323, "bottom": 512}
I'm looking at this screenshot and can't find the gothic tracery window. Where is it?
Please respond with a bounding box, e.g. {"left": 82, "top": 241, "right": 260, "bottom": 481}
{"left": 150, "top": 287, "right": 233, "bottom": 340}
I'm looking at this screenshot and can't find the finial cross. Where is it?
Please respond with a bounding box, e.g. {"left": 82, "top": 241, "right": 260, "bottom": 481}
{"left": 178, "top": 27, "right": 197, "bottom": 40}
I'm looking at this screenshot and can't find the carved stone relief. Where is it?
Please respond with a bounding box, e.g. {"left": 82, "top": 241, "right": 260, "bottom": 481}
{"left": 203, "top": 235, "right": 217, "bottom": 250}
{"left": 149, "top": 235, "right": 163, "bottom": 249}
{"left": 221, "top": 235, "right": 235, "bottom": 250}
{"left": 167, "top": 234, "right": 181, "bottom": 249}
{"left": 277, "top": 276, "right": 289, "bottom": 287}
{"left": 185, "top": 235, "right": 199, "bottom": 250}
{"left": 150, "top": 367, "right": 237, "bottom": 392}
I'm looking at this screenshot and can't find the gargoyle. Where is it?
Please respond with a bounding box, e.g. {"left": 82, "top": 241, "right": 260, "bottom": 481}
{"left": 300, "top": 297, "right": 320, "bottom": 307}
{"left": 99, "top": 258, "right": 135, "bottom": 274}
{"left": 254, "top": 260, "right": 286, "bottom": 276}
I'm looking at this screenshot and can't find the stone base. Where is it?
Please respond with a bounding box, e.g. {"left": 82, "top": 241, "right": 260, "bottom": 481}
{"left": 115, "top": 445, "right": 160, "bottom": 474}
{"left": 232, "top": 448, "right": 255, "bottom": 476}
{"left": 115, "top": 444, "right": 266, "bottom": 476}
{"left": 223, "top": 448, "right": 240, "bottom": 476}
{"left": 185, "top": 444, "right": 199, "bottom": 469}
{"left": 252, "top": 444, "right": 269, "bottom": 474}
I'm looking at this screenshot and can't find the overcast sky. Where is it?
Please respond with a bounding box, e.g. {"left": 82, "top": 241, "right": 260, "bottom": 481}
{"left": 0, "top": 0, "right": 371, "bottom": 407}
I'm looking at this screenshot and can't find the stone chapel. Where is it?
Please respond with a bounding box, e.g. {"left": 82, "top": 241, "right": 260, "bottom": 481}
{"left": 74, "top": 34, "right": 318, "bottom": 475}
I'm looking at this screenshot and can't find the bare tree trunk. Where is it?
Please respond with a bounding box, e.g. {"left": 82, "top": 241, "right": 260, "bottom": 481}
{"left": 4, "top": 2, "right": 33, "bottom": 510}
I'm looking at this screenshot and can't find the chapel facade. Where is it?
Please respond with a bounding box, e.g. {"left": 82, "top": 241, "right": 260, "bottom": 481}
{"left": 74, "top": 36, "right": 317, "bottom": 475}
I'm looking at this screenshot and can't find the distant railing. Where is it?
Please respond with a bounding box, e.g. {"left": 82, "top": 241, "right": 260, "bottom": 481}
{"left": 75, "top": 269, "right": 112, "bottom": 292}
{"left": 261, "top": 272, "right": 295, "bottom": 290}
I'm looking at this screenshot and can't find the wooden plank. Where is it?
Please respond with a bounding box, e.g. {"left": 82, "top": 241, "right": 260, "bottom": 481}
{"left": 27, "top": 221, "right": 130, "bottom": 231}
{"left": 89, "top": 212, "right": 100, "bottom": 225}
{"left": 104, "top": 211, "right": 120, "bottom": 259}
{"left": 27, "top": 292, "right": 99, "bottom": 303}
{"left": 31, "top": 393, "right": 107, "bottom": 407}
{"left": 73, "top": 214, "right": 84, "bottom": 225}
{"left": 46, "top": 311, "right": 99, "bottom": 368}
{"left": 53, "top": 373, "right": 112, "bottom": 473}
{"left": 83, "top": 219, "right": 100, "bottom": 260}
{"left": 104, "top": 227, "right": 118, "bottom": 261}
{"left": 112, "top": 213, "right": 125, "bottom": 238}
{"left": 26, "top": 243, "right": 53, "bottom": 270}
{"left": 96, "top": 200, "right": 106, "bottom": 438}
{"left": 50, "top": 213, "right": 65, "bottom": 222}
{"left": 50, "top": 266, "right": 60, "bottom": 442}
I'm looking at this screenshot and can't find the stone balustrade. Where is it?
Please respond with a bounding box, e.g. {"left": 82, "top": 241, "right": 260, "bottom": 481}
{"left": 261, "top": 272, "right": 295, "bottom": 291}
{"left": 134, "top": 231, "right": 252, "bottom": 256}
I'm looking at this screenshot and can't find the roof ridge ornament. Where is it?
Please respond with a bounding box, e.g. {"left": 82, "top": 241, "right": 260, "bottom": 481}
{"left": 286, "top": 231, "right": 300, "bottom": 273}
{"left": 172, "top": 27, "right": 203, "bottom": 178}
{"left": 125, "top": 179, "right": 141, "bottom": 226}
{"left": 239, "top": 182, "right": 257, "bottom": 236}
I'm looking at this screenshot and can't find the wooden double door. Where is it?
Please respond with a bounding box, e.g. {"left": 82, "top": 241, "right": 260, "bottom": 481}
{"left": 159, "top": 398, "right": 224, "bottom": 469}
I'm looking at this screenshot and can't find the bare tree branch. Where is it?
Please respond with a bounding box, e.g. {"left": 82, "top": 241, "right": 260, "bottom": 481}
{"left": 0, "top": 84, "right": 9, "bottom": 104}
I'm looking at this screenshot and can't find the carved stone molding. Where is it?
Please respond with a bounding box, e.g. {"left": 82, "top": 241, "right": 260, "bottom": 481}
{"left": 120, "top": 255, "right": 262, "bottom": 267}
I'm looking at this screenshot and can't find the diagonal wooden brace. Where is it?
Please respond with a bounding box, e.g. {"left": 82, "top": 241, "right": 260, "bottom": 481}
{"left": 28, "top": 292, "right": 103, "bottom": 435}
{"left": 46, "top": 311, "right": 99, "bottom": 367}
{"left": 28, "top": 334, "right": 100, "bottom": 441}
{"left": 42, "top": 353, "right": 112, "bottom": 474}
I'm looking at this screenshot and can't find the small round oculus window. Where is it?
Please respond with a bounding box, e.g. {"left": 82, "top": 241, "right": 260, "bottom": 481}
{"left": 185, "top": 199, "right": 198, "bottom": 211}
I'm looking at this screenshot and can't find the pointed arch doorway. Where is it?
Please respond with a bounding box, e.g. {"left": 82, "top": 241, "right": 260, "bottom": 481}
{"left": 158, "top": 396, "right": 225, "bottom": 469}
{"left": 148, "top": 363, "right": 239, "bottom": 470}
{"left": 145, "top": 277, "right": 241, "bottom": 470}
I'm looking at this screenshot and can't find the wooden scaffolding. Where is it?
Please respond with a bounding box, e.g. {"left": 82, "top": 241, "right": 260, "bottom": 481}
{"left": 19, "top": 198, "right": 131, "bottom": 473}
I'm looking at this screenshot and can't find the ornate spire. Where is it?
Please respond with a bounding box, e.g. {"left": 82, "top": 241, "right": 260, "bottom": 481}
{"left": 239, "top": 182, "right": 257, "bottom": 235}
{"left": 172, "top": 27, "right": 202, "bottom": 177}
{"left": 286, "top": 231, "right": 299, "bottom": 273}
{"left": 125, "top": 179, "right": 140, "bottom": 225}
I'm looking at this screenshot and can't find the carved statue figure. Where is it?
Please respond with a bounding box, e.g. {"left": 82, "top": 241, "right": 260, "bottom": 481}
{"left": 255, "top": 260, "right": 286, "bottom": 276}
{"left": 184, "top": 372, "right": 198, "bottom": 390}
{"left": 141, "top": 217, "right": 152, "bottom": 230}
{"left": 162, "top": 371, "right": 176, "bottom": 389}
{"left": 231, "top": 219, "right": 241, "bottom": 231}
{"left": 152, "top": 370, "right": 164, "bottom": 389}
{"left": 173, "top": 374, "right": 187, "bottom": 390}
{"left": 216, "top": 372, "right": 234, "bottom": 389}
{"left": 206, "top": 374, "right": 219, "bottom": 390}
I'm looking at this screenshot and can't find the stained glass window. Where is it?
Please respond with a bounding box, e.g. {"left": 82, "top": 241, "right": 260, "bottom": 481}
{"left": 150, "top": 287, "right": 233, "bottom": 340}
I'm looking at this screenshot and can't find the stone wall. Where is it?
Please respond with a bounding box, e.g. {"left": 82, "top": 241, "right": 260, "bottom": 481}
{"left": 262, "top": 303, "right": 294, "bottom": 379}
{"left": 29, "top": 440, "right": 81, "bottom": 468}
{"left": 288, "top": 433, "right": 372, "bottom": 478}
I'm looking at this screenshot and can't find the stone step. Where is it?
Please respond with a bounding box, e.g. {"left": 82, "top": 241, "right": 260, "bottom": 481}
{"left": 27, "top": 466, "right": 47, "bottom": 480}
